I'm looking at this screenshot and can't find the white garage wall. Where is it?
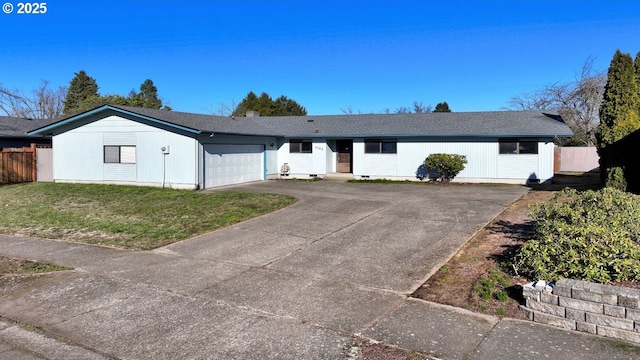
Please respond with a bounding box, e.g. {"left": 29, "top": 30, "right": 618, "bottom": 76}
{"left": 53, "top": 115, "right": 199, "bottom": 189}
{"left": 54, "top": 131, "right": 103, "bottom": 181}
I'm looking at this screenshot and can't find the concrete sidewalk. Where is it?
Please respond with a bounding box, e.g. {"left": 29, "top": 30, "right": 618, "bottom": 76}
{"left": 1, "top": 182, "right": 640, "bottom": 359}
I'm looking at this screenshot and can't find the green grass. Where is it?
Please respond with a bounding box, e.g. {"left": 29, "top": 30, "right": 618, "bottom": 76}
{"left": 0, "top": 183, "right": 296, "bottom": 250}
{"left": 472, "top": 269, "right": 512, "bottom": 302}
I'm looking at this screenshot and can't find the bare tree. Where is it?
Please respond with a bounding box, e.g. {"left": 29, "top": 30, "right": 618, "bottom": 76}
{"left": 413, "top": 101, "right": 433, "bottom": 113}
{"left": 0, "top": 81, "right": 66, "bottom": 119}
{"left": 340, "top": 106, "right": 365, "bottom": 115}
{"left": 507, "top": 58, "right": 606, "bottom": 146}
{"left": 211, "top": 98, "right": 237, "bottom": 117}
{"left": 507, "top": 90, "right": 555, "bottom": 111}
{"left": 394, "top": 106, "right": 411, "bottom": 114}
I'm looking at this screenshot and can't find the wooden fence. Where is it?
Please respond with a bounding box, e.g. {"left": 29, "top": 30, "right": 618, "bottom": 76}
{"left": 0, "top": 144, "right": 36, "bottom": 184}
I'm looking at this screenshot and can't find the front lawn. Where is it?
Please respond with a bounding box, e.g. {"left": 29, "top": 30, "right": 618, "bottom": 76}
{"left": 0, "top": 183, "right": 296, "bottom": 250}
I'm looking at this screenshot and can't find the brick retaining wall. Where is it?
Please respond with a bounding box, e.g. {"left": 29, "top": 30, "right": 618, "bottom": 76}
{"left": 521, "top": 279, "right": 640, "bottom": 344}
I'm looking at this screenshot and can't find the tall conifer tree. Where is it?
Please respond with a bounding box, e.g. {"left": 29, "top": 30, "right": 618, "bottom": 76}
{"left": 596, "top": 50, "right": 640, "bottom": 189}
{"left": 63, "top": 70, "right": 99, "bottom": 115}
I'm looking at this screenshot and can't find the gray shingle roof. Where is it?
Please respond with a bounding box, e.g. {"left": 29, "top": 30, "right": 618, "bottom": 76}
{"left": 29, "top": 105, "right": 574, "bottom": 138}
{"left": 0, "top": 116, "right": 54, "bottom": 137}
{"left": 248, "top": 111, "right": 574, "bottom": 138}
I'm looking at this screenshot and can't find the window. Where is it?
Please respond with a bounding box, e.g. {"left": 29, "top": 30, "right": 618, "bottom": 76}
{"left": 499, "top": 139, "right": 538, "bottom": 154}
{"left": 104, "top": 146, "right": 136, "bottom": 163}
{"left": 290, "top": 139, "right": 312, "bottom": 153}
{"left": 364, "top": 139, "right": 397, "bottom": 154}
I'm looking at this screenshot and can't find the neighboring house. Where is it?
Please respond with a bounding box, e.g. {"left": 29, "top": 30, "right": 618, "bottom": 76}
{"left": 0, "top": 116, "right": 52, "bottom": 149}
{"left": 27, "top": 105, "right": 573, "bottom": 189}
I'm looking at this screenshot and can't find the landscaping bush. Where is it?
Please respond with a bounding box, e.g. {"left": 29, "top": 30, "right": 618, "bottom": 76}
{"left": 423, "top": 153, "right": 467, "bottom": 182}
{"left": 514, "top": 188, "right": 640, "bottom": 283}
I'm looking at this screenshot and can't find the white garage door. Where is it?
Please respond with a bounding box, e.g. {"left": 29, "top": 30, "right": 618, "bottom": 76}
{"left": 204, "top": 144, "right": 264, "bottom": 188}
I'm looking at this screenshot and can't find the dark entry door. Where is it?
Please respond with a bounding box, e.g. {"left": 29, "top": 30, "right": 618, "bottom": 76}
{"left": 336, "top": 140, "right": 352, "bottom": 173}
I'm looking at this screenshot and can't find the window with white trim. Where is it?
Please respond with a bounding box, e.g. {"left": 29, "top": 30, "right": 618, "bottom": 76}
{"left": 104, "top": 145, "right": 136, "bottom": 163}
{"left": 364, "top": 139, "right": 397, "bottom": 154}
{"left": 499, "top": 139, "right": 538, "bottom": 154}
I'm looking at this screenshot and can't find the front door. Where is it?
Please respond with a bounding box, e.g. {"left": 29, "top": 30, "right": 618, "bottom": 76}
{"left": 336, "top": 140, "right": 352, "bottom": 173}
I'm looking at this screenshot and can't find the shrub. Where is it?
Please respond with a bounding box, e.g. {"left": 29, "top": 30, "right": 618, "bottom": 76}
{"left": 604, "top": 166, "right": 627, "bottom": 191}
{"left": 514, "top": 188, "right": 640, "bottom": 283}
{"left": 423, "top": 153, "right": 467, "bottom": 182}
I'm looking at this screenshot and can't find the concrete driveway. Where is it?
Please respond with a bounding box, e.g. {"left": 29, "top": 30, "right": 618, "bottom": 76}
{"left": 3, "top": 181, "right": 638, "bottom": 359}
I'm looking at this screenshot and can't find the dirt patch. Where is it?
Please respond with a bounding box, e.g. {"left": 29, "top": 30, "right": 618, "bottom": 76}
{"left": 352, "top": 336, "right": 432, "bottom": 360}
{"left": 412, "top": 173, "right": 603, "bottom": 319}
{"left": 0, "top": 256, "right": 71, "bottom": 275}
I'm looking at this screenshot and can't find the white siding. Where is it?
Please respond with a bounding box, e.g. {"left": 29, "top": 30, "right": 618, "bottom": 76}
{"left": 103, "top": 163, "right": 137, "bottom": 182}
{"left": 103, "top": 133, "right": 137, "bottom": 182}
{"left": 496, "top": 141, "right": 555, "bottom": 182}
{"left": 288, "top": 154, "right": 314, "bottom": 174}
{"left": 537, "top": 141, "right": 556, "bottom": 181}
{"left": 312, "top": 139, "right": 327, "bottom": 174}
{"left": 348, "top": 137, "right": 557, "bottom": 183}
{"left": 54, "top": 131, "right": 103, "bottom": 181}
{"left": 53, "top": 115, "right": 199, "bottom": 189}
{"left": 497, "top": 155, "right": 539, "bottom": 179}
{"left": 396, "top": 138, "right": 497, "bottom": 179}
{"left": 279, "top": 138, "right": 328, "bottom": 176}
{"left": 326, "top": 140, "right": 336, "bottom": 173}
{"left": 353, "top": 139, "right": 397, "bottom": 176}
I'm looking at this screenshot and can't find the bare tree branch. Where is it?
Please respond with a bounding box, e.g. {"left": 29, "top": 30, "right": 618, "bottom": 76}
{"left": 0, "top": 81, "right": 66, "bottom": 119}
{"left": 506, "top": 57, "right": 605, "bottom": 146}
{"left": 211, "top": 98, "right": 237, "bottom": 116}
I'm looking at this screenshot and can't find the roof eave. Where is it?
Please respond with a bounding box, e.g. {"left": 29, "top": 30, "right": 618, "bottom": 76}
{"left": 283, "top": 133, "right": 574, "bottom": 138}
{"left": 27, "top": 105, "right": 202, "bottom": 136}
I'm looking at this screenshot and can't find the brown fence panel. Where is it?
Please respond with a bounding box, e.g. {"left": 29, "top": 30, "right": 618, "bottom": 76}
{"left": 0, "top": 144, "right": 36, "bottom": 184}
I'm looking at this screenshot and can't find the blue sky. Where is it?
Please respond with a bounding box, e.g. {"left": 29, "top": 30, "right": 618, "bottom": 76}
{"left": 1, "top": 0, "right": 639, "bottom": 115}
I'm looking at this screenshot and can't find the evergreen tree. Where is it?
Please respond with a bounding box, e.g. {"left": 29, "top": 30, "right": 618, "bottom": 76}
{"left": 232, "top": 91, "right": 259, "bottom": 117}
{"left": 596, "top": 50, "right": 640, "bottom": 189}
{"left": 232, "top": 91, "right": 307, "bottom": 117}
{"left": 434, "top": 101, "right": 451, "bottom": 112}
{"left": 273, "top": 95, "right": 307, "bottom": 116}
{"left": 63, "top": 70, "right": 99, "bottom": 115}
{"left": 135, "top": 79, "right": 163, "bottom": 109}
{"left": 635, "top": 52, "right": 640, "bottom": 112}
{"left": 256, "top": 92, "right": 275, "bottom": 115}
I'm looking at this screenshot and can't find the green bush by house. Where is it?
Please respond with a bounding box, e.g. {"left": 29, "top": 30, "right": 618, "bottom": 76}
{"left": 423, "top": 153, "right": 467, "bottom": 182}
